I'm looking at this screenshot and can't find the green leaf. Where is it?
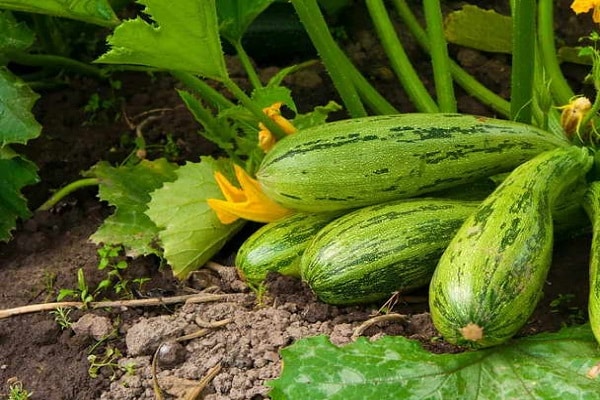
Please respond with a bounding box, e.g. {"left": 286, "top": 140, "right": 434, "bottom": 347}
{"left": 0, "top": 67, "right": 41, "bottom": 146}
{"left": 146, "top": 157, "right": 244, "bottom": 279}
{"left": 292, "top": 101, "right": 342, "bottom": 130}
{"left": 0, "top": 148, "right": 38, "bottom": 241}
{"left": 270, "top": 324, "right": 600, "bottom": 399}
{"left": 217, "top": 0, "right": 274, "bottom": 43}
{"left": 88, "top": 159, "right": 178, "bottom": 257}
{"left": 444, "top": 5, "right": 512, "bottom": 54}
{"left": 0, "top": 0, "right": 119, "bottom": 27}
{"left": 251, "top": 86, "right": 296, "bottom": 113}
{"left": 0, "top": 10, "right": 34, "bottom": 53}
{"left": 97, "top": 0, "right": 227, "bottom": 80}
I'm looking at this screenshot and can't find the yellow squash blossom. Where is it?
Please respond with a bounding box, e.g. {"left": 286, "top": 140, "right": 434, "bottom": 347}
{"left": 258, "top": 102, "right": 297, "bottom": 152}
{"left": 571, "top": 0, "right": 600, "bottom": 23}
{"left": 207, "top": 164, "right": 293, "bottom": 224}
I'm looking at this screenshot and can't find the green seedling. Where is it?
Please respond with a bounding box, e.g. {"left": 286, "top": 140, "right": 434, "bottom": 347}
{"left": 87, "top": 347, "right": 135, "bottom": 380}
{"left": 57, "top": 268, "right": 94, "bottom": 307}
{"left": 6, "top": 379, "right": 32, "bottom": 400}
{"left": 49, "top": 307, "right": 73, "bottom": 330}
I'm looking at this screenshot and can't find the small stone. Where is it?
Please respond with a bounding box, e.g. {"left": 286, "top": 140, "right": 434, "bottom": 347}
{"left": 72, "top": 314, "right": 113, "bottom": 340}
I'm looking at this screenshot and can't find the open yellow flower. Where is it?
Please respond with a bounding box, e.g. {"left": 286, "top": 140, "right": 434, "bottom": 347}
{"left": 258, "top": 102, "right": 297, "bottom": 152}
{"left": 207, "top": 164, "right": 293, "bottom": 224}
{"left": 571, "top": 0, "right": 600, "bottom": 23}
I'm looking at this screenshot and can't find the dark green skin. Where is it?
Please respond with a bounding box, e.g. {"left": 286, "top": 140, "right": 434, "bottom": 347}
{"left": 257, "top": 114, "right": 568, "bottom": 212}
{"left": 300, "top": 198, "right": 479, "bottom": 305}
{"left": 429, "top": 146, "right": 593, "bottom": 348}
{"left": 235, "top": 212, "right": 340, "bottom": 286}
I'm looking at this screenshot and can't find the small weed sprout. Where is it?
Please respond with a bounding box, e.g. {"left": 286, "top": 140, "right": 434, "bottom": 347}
{"left": 87, "top": 347, "right": 135, "bottom": 380}
{"left": 6, "top": 378, "right": 32, "bottom": 400}
{"left": 50, "top": 307, "right": 73, "bottom": 330}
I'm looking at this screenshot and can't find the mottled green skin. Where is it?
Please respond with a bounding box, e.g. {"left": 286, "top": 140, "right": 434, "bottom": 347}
{"left": 300, "top": 198, "right": 479, "bottom": 305}
{"left": 235, "top": 212, "right": 340, "bottom": 286}
{"left": 429, "top": 146, "right": 593, "bottom": 348}
{"left": 257, "top": 114, "right": 568, "bottom": 212}
{"left": 583, "top": 182, "right": 600, "bottom": 345}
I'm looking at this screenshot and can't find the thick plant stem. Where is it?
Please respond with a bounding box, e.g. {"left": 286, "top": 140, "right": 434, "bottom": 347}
{"left": 423, "top": 0, "right": 456, "bottom": 112}
{"left": 392, "top": 0, "right": 510, "bottom": 116}
{"left": 538, "top": 0, "right": 574, "bottom": 106}
{"left": 366, "top": 0, "right": 438, "bottom": 113}
{"left": 233, "top": 41, "right": 263, "bottom": 89}
{"left": 6, "top": 52, "right": 106, "bottom": 79}
{"left": 37, "top": 178, "right": 100, "bottom": 211}
{"left": 291, "top": 0, "right": 367, "bottom": 117}
{"left": 510, "top": 0, "right": 536, "bottom": 123}
{"left": 171, "top": 71, "right": 234, "bottom": 111}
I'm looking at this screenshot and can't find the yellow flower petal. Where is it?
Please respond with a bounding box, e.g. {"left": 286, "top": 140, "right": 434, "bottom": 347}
{"left": 258, "top": 126, "right": 277, "bottom": 153}
{"left": 207, "top": 165, "right": 294, "bottom": 224}
{"left": 571, "top": 0, "right": 596, "bottom": 14}
{"left": 213, "top": 171, "right": 245, "bottom": 202}
{"left": 594, "top": 5, "right": 600, "bottom": 22}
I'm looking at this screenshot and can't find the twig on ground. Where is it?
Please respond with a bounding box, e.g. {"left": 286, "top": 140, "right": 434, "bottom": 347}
{"left": 184, "top": 364, "right": 222, "bottom": 400}
{"left": 352, "top": 313, "right": 408, "bottom": 340}
{"left": 0, "top": 293, "right": 238, "bottom": 319}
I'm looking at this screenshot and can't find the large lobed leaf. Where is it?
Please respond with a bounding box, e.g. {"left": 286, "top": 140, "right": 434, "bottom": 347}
{"left": 0, "top": 10, "right": 34, "bottom": 53}
{"left": 97, "top": 0, "right": 227, "bottom": 80}
{"left": 146, "top": 157, "right": 244, "bottom": 279}
{"left": 0, "top": 67, "right": 41, "bottom": 147}
{"left": 0, "top": 149, "right": 38, "bottom": 241}
{"left": 88, "top": 159, "right": 178, "bottom": 257}
{"left": 0, "top": 0, "right": 119, "bottom": 27}
{"left": 270, "top": 324, "right": 600, "bottom": 399}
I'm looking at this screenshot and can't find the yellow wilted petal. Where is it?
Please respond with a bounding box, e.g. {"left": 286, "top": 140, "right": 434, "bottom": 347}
{"left": 258, "top": 125, "right": 277, "bottom": 153}
{"left": 206, "top": 198, "right": 241, "bottom": 224}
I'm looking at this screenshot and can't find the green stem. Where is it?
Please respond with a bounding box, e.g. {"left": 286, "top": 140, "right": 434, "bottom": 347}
{"left": 510, "top": 0, "right": 536, "bottom": 123}
{"left": 291, "top": 0, "right": 367, "bottom": 117}
{"left": 392, "top": 0, "right": 510, "bottom": 116}
{"left": 423, "top": 1, "right": 456, "bottom": 112}
{"left": 348, "top": 66, "right": 399, "bottom": 114}
{"left": 233, "top": 41, "right": 263, "bottom": 89}
{"left": 222, "top": 78, "right": 288, "bottom": 139}
{"left": 6, "top": 52, "right": 106, "bottom": 79}
{"left": 37, "top": 178, "right": 100, "bottom": 211}
{"left": 171, "top": 71, "right": 235, "bottom": 110}
{"left": 538, "top": 0, "right": 575, "bottom": 106}
{"left": 366, "top": 0, "right": 438, "bottom": 113}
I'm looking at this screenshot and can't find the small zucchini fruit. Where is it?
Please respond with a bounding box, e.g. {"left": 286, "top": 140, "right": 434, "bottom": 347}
{"left": 583, "top": 181, "right": 600, "bottom": 345}
{"left": 257, "top": 113, "right": 568, "bottom": 212}
{"left": 300, "top": 198, "right": 480, "bottom": 305}
{"left": 429, "top": 146, "right": 593, "bottom": 348}
{"left": 235, "top": 212, "right": 341, "bottom": 286}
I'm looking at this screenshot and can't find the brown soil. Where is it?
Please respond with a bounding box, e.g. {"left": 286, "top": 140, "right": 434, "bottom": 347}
{"left": 0, "top": 2, "right": 595, "bottom": 399}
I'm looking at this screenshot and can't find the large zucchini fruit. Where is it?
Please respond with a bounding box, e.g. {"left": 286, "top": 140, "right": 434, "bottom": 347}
{"left": 583, "top": 181, "right": 600, "bottom": 345}
{"left": 300, "top": 198, "right": 480, "bottom": 305}
{"left": 429, "top": 146, "right": 593, "bottom": 348}
{"left": 235, "top": 212, "right": 341, "bottom": 286}
{"left": 257, "top": 114, "right": 568, "bottom": 212}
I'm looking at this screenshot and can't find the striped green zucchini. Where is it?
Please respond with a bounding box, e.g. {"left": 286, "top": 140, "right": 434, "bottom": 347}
{"left": 429, "top": 146, "right": 593, "bottom": 348}
{"left": 300, "top": 198, "right": 480, "bottom": 305}
{"left": 257, "top": 114, "right": 568, "bottom": 212}
{"left": 235, "top": 212, "right": 341, "bottom": 286}
{"left": 583, "top": 181, "right": 600, "bottom": 345}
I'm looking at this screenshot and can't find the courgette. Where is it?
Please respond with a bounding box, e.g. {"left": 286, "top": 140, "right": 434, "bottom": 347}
{"left": 429, "top": 146, "right": 593, "bottom": 348}
{"left": 257, "top": 114, "right": 568, "bottom": 212}
{"left": 235, "top": 212, "right": 341, "bottom": 286}
{"left": 300, "top": 198, "right": 480, "bottom": 305}
{"left": 583, "top": 181, "right": 600, "bottom": 345}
